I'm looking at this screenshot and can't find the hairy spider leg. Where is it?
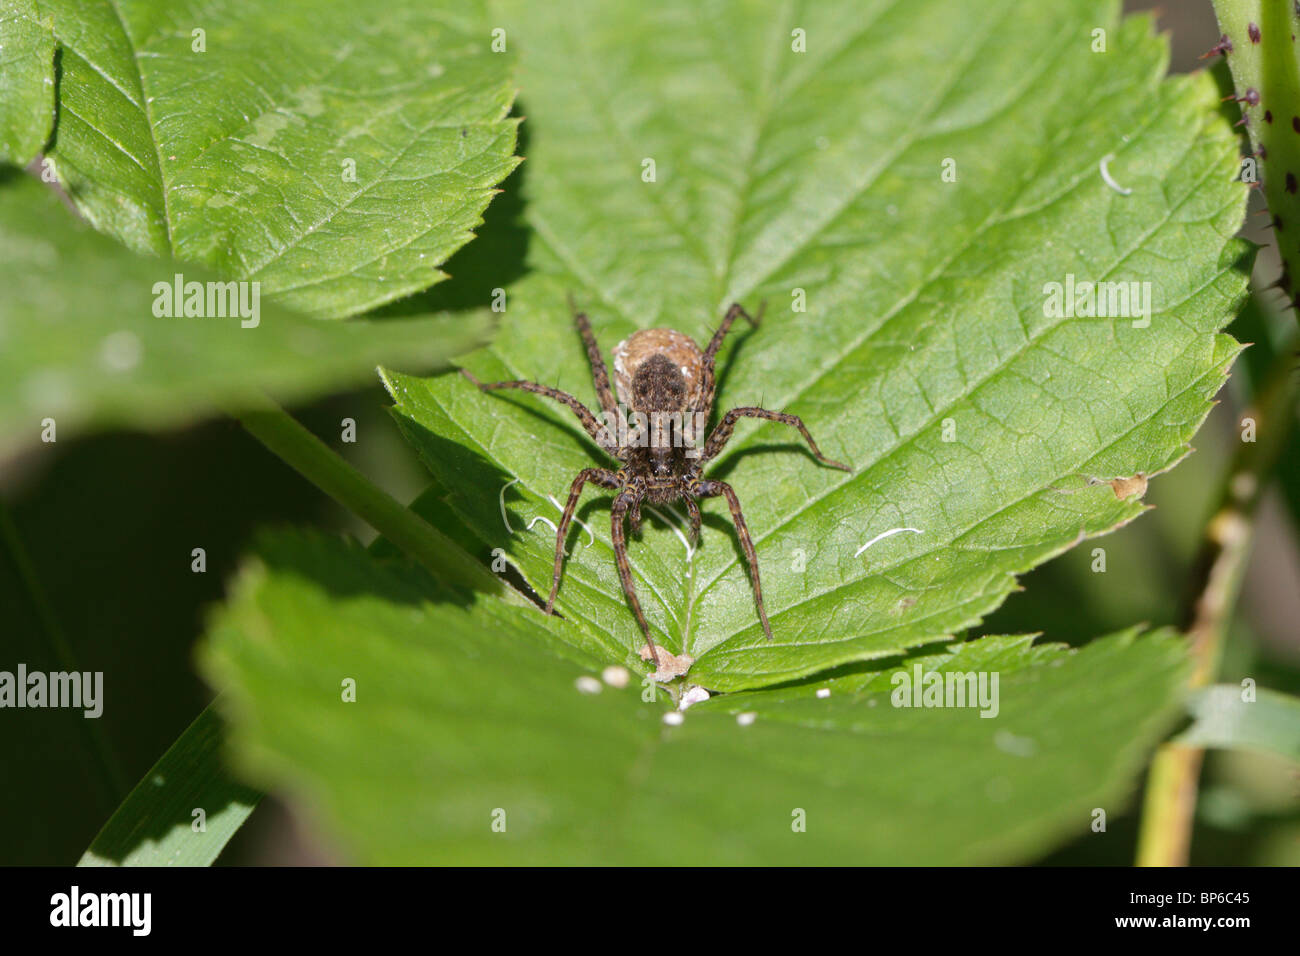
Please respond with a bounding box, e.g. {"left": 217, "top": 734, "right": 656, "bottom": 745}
{"left": 701, "top": 406, "right": 851, "bottom": 471}
{"left": 696, "top": 479, "right": 772, "bottom": 642}
{"left": 697, "top": 301, "right": 764, "bottom": 423}
{"left": 461, "top": 369, "right": 618, "bottom": 456}
{"left": 567, "top": 293, "right": 619, "bottom": 420}
{"left": 545, "top": 467, "right": 621, "bottom": 617}
{"left": 684, "top": 496, "right": 702, "bottom": 544}
{"left": 610, "top": 491, "right": 660, "bottom": 666}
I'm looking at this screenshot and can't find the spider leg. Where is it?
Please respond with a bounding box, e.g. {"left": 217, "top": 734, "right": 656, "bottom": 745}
{"left": 684, "top": 496, "right": 702, "bottom": 544}
{"left": 611, "top": 491, "right": 660, "bottom": 667}
{"left": 702, "top": 406, "right": 851, "bottom": 471}
{"left": 703, "top": 301, "right": 764, "bottom": 365}
{"left": 545, "top": 468, "right": 621, "bottom": 614}
{"left": 697, "top": 301, "right": 764, "bottom": 423}
{"left": 697, "top": 479, "right": 773, "bottom": 642}
{"left": 628, "top": 496, "right": 643, "bottom": 536}
{"left": 462, "top": 369, "right": 617, "bottom": 456}
{"left": 567, "top": 293, "right": 619, "bottom": 419}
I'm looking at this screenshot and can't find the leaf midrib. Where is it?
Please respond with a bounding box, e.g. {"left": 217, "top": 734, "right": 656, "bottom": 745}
{"left": 105, "top": 0, "right": 173, "bottom": 251}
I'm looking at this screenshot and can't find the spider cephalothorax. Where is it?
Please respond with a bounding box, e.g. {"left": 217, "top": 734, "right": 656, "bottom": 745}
{"left": 464, "top": 299, "right": 850, "bottom": 669}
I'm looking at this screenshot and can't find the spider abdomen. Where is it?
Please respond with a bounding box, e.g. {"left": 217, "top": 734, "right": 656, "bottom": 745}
{"left": 612, "top": 328, "right": 704, "bottom": 413}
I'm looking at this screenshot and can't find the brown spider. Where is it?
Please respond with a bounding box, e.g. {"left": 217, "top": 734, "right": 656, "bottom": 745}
{"left": 463, "top": 298, "right": 850, "bottom": 668}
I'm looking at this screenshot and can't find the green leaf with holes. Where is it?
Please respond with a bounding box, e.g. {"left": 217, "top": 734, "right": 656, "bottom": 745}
{"left": 199, "top": 530, "right": 1190, "bottom": 864}
{"left": 0, "top": 173, "right": 490, "bottom": 458}
{"left": 383, "top": 0, "right": 1249, "bottom": 691}
{"left": 37, "top": 0, "right": 519, "bottom": 318}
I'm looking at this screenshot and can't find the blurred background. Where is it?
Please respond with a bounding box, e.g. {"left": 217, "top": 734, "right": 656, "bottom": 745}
{"left": 1, "top": 0, "right": 1297, "bottom": 865}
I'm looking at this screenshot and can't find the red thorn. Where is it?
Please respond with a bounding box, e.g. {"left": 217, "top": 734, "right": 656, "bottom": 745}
{"left": 1224, "top": 88, "right": 1261, "bottom": 106}
{"left": 1201, "top": 33, "right": 1233, "bottom": 57}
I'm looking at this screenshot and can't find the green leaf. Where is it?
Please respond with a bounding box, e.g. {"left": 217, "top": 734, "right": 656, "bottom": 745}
{"left": 40, "top": 0, "right": 519, "bottom": 317}
{"left": 0, "top": 173, "right": 490, "bottom": 458}
{"left": 79, "top": 705, "right": 261, "bottom": 867}
{"left": 199, "top": 530, "right": 1190, "bottom": 864}
{"left": 385, "top": 0, "right": 1250, "bottom": 691}
{"left": 1177, "top": 684, "right": 1300, "bottom": 762}
{"left": 0, "top": 0, "right": 55, "bottom": 165}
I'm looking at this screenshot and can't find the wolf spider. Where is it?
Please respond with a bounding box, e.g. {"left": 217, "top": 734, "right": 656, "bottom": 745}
{"left": 463, "top": 299, "right": 850, "bottom": 668}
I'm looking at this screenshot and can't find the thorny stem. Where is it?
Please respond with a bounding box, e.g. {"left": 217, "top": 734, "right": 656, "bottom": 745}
{"left": 0, "top": 499, "right": 128, "bottom": 809}
{"left": 234, "top": 398, "right": 527, "bottom": 605}
{"left": 1135, "top": 331, "right": 1299, "bottom": 866}
{"left": 1211, "top": 0, "right": 1300, "bottom": 323}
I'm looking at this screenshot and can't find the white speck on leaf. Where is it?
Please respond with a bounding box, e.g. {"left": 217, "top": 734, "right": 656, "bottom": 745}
{"left": 854, "top": 526, "right": 923, "bottom": 558}
{"left": 994, "top": 730, "right": 1037, "bottom": 758}
{"left": 100, "top": 331, "right": 142, "bottom": 373}
{"left": 1098, "top": 153, "right": 1132, "bottom": 196}
{"left": 679, "top": 685, "right": 710, "bottom": 710}
{"left": 601, "top": 665, "right": 630, "bottom": 688}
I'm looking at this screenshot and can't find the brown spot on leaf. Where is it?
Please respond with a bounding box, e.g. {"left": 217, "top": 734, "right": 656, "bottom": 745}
{"left": 1249, "top": 22, "right": 1261, "bottom": 43}
{"left": 1109, "top": 474, "right": 1148, "bottom": 500}
{"left": 640, "top": 645, "right": 694, "bottom": 682}
{"left": 1266, "top": 110, "right": 1274, "bottom": 123}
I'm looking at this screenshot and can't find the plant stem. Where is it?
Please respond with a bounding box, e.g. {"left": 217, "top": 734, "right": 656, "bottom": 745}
{"left": 234, "top": 399, "right": 525, "bottom": 604}
{"left": 1211, "top": 0, "right": 1300, "bottom": 325}
{"left": 0, "top": 499, "right": 127, "bottom": 807}
{"left": 1135, "top": 332, "right": 1299, "bottom": 866}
